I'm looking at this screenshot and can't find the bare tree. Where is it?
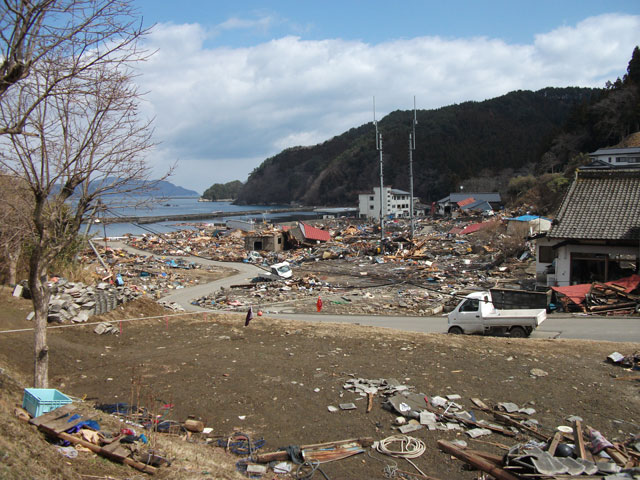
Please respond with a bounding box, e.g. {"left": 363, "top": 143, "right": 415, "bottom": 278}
{"left": 0, "top": 0, "right": 167, "bottom": 388}
{"left": 0, "top": 0, "right": 147, "bottom": 135}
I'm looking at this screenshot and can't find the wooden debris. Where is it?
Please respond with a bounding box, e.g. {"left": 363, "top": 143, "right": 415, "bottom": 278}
{"left": 573, "top": 420, "right": 587, "bottom": 460}
{"left": 254, "top": 437, "right": 373, "bottom": 463}
{"left": 493, "top": 412, "right": 550, "bottom": 442}
{"left": 547, "top": 431, "right": 563, "bottom": 456}
{"left": 437, "top": 440, "right": 519, "bottom": 480}
{"left": 39, "top": 426, "right": 156, "bottom": 474}
{"left": 366, "top": 392, "right": 374, "bottom": 413}
{"left": 424, "top": 405, "right": 516, "bottom": 437}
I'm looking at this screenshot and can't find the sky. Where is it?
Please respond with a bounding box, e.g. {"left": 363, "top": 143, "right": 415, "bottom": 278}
{"left": 132, "top": 0, "right": 640, "bottom": 194}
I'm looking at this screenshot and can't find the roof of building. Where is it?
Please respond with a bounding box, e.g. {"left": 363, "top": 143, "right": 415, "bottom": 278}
{"left": 548, "top": 168, "right": 640, "bottom": 241}
{"left": 390, "top": 188, "right": 410, "bottom": 195}
{"left": 438, "top": 192, "right": 501, "bottom": 203}
{"left": 457, "top": 197, "right": 476, "bottom": 207}
{"left": 299, "top": 222, "right": 331, "bottom": 242}
{"left": 462, "top": 199, "right": 493, "bottom": 212}
{"left": 589, "top": 146, "right": 640, "bottom": 156}
{"left": 459, "top": 221, "right": 496, "bottom": 235}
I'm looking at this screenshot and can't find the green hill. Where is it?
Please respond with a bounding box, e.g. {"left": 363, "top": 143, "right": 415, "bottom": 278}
{"left": 235, "top": 87, "right": 597, "bottom": 205}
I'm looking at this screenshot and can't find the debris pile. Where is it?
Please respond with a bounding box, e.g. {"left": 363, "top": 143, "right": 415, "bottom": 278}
{"left": 552, "top": 275, "right": 640, "bottom": 314}
{"left": 22, "top": 278, "right": 143, "bottom": 324}
{"left": 335, "top": 376, "right": 640, "bottom": 479}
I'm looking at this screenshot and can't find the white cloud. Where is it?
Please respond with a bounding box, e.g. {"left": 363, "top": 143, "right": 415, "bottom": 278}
{"left": 217, "top": 15, "right": 275, "bottom": 32}
{"left": 138, "top": 14, "right": 640, "bottom": 193}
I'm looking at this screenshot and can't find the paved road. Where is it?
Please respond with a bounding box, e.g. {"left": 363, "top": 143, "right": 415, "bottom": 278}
{"left": 109, "top": 241, "right": 640, "bottom": 342}
{"left": 262, "top": 312, "right": 640, "bottom": 343}
{"left": 109, "top": 241, "right": 266, "bottom": 311}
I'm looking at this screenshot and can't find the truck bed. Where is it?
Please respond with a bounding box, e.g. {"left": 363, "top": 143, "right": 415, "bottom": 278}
{"left": 483, "top": 308, "right": 546, "bottom": 327}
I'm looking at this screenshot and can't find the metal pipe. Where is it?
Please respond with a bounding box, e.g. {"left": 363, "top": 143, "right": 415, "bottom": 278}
{"left": 379, "top": 136, "right": 384, "bottom": 244}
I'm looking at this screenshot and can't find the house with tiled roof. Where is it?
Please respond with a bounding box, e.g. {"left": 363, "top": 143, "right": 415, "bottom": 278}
{"left": 535, "top": 166, "right": 640, "bottom": 287}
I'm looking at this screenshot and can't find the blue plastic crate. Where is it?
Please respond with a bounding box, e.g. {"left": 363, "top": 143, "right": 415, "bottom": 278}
{"left": 22, "top": 388, "right": 72, "bottom": 417}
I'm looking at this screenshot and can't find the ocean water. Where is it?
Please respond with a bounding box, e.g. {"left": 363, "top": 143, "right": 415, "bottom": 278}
{"left": 85, "top": 197, "right": 304, "bottom": 237}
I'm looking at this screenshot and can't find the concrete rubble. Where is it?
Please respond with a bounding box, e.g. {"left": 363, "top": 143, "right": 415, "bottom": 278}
{"left": 26, "top": 278, "right": 143, "bottom": 324}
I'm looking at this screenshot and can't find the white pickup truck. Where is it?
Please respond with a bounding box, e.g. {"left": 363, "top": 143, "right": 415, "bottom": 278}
{"left": 448, "top": 291, "right": 546, "bottom": 337}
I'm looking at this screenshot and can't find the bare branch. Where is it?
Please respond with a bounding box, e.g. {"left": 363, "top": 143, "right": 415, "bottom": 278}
{"left": 0, "top": 0, "right": 166, "bottom": 389}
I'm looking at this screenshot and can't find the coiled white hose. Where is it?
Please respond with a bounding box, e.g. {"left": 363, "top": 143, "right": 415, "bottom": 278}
{"left": 375, "top": 434, "right": 426, "bottom": 459}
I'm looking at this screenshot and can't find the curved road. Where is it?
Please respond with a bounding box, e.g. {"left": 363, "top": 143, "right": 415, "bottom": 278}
{"left": 109, "top": 241, "right": 265, "bottom": 311}
{"left": 110, "top": 241, "right": 640, "bottom": 342}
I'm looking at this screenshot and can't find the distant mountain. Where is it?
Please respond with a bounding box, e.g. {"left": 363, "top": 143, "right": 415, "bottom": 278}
{"left": 235, "top": 87, "right": 599, "bottom": 206}
{"left": 149, "top": 179, "right": 199, "bottom": 197}
{"left": 69, "top": 178, "right": 200, "bottom": 198}
{"left": 61, "top": 177, "right": 200, "bottom": 198}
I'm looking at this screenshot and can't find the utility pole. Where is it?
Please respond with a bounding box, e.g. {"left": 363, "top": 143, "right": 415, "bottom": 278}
{"left": 374, "top": 97, "right": 384, "bottom": 244}
{"left": 409, "top": 96, "right": 417, "bottom": 239}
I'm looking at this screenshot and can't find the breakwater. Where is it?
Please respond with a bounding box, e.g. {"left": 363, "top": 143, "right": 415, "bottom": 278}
{"left": 100, "top": 207, "right": 312, "bottom": 224}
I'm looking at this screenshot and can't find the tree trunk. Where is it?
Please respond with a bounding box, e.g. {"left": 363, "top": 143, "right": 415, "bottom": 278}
{"left": 7, "top": 245, "right": 20, "bottom": 286}
{"left": 30, "top": 254, "right": 49, "bottom": 388}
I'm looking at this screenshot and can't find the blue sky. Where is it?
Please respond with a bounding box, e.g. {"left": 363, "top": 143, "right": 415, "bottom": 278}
{"left": 132, "top": 1, "right": 640, "bottom": 193}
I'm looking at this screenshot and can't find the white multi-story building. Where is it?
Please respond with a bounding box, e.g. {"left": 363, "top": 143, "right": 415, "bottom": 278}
{"left": 588, "top": 146, "right": 640, "bottom": 166}
{"left": 358, "top": 187, "right": 416, "bottom": 219}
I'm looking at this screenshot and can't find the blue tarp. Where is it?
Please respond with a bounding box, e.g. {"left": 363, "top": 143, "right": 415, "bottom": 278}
{"left": 507, "top": 215, "right": 551, "bottom": 222}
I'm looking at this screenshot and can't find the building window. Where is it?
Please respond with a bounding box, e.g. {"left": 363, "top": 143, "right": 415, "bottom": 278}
{"left": 538, "top": 246, "right": 554, "bottom": 263}
{"left": 369, "top": 196, "right": 374, "bottom": 201}
{"left": 369, "top": 205, "right": 374, "bottom": 210}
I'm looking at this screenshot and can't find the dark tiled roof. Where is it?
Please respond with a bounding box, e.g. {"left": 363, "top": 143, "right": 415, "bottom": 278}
{"left": 548, "top": 168, "right": 640, "bottom": 241}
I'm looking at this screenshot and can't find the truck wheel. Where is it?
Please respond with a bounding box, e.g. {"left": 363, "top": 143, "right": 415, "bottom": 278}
{"left": 448, "top": 326, "right": 463, "bottom": 335}
{"left": 510, "top": 326, "right": 526, "bottom": 338}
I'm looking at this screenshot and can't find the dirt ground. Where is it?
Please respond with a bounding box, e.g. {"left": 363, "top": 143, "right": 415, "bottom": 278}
{"left": 1, "top": 286, "right": 640, "bottom": 479}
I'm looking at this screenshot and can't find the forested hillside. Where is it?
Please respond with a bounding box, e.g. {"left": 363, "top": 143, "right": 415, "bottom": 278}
{"left": 235, "top": 87, "right": 597, "bottom": 205}
{"left": 236, "top": 47, "right": 640, "bottom": 207}
{"left": 537, "top": 46, "right": 640, "bottom": 173}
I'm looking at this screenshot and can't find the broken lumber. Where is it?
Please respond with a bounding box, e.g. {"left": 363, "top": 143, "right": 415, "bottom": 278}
{"left": 38, "top": 425, "right": 156, "bottom": 474}
{"left": 573, "top": 420, "right": 587, "bottom": 460}
{"left": 437, "top": 440, "right": 519, "bottom": 480}
{"left": 493, "top": 412, "right": 550, "bottom": 442}
{"left": 425, "top": 405, "right": 515, "bottom": 437}
{"left": 254, "top": 437, "right": 373, "bottom": 463}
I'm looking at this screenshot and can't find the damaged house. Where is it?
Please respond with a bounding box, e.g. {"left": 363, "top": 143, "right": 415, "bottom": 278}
{"left": 536, "top": 166, "right": 640, "bottom": 287}
{"left": 436, "top": 192, "right": 502, "bottom": 216}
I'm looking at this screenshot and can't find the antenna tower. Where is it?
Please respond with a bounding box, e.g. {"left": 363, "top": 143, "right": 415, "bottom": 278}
{"left": 374, "top": 97, "right": 384, "bottom": 244}
{"left": 409, "top": 96, "right": 417, "bottom": 238}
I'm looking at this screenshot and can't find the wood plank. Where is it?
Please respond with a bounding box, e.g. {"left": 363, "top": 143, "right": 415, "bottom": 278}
{"left": 29, "top": 404, "right": 76, "bottom": 427}
{"left": 254, "top": 437, "right": 373, "bottom": 463}
{"left": 492, "top": 413, "right": 549, "bottom": 441}
{"left": 464, "top": 449, "right": 504, "bottom": 465}
{"left": 547, "top": 432, "right": 563, "bottom": 456}
{"left": 40, "top": 414, "right": 87, "bottom": 435}
{"left": 573, "top": 420, "right": 587, "bottom": 460}
{"left": 470, "top": 398, "right": 491, "bottom": 411}
{"left": 101, "top": 439, "right": 131, "bottom": 459}
{"left": 424, "top": 405, "right": 515, "bottom": 437}
{"left": 437, "top": 440, "right": 520, "bottom": 480}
